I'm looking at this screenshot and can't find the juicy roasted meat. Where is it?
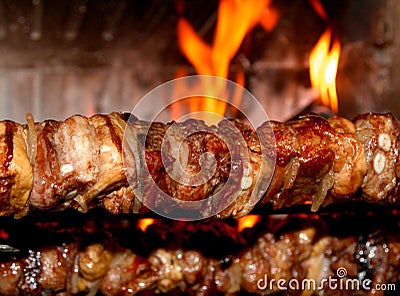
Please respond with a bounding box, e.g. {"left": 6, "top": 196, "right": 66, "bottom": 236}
{"left": 0, "top": 121, "right": 32, "bottom": 217}
{"left": 355, "top": 113, "right": 400, "bottom": 201}
{"left": 327, "top": 116, "right": 366, "bottom": 198}
{"left": 260, "top": 115, "right": 338, "bottom": 211}
{"left": 0, "top": 112, "right": 399, "bottom": 218}
{"left": 0, "top": 215, "right": 399, "bottom": 295}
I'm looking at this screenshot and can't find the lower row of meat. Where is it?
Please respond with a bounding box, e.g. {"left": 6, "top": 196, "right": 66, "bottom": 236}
{"left": 0, "top": 215, "right": 399, "bottom": 295}
{"left": 1, "top": 111, "right": 400, "bottom": 218}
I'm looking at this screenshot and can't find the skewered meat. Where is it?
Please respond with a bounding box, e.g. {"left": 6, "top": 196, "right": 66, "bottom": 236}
{"left": 0, "top": 112, "right": 399, "bottom": 218}
{"left": 0, "top": 215, "right": 399, "bottom": 295}
{"left": 355, "top": 114, "right": 400, "bottom": 201}
{"left": 0, "top": 121, "right": 32, "bottom": 217}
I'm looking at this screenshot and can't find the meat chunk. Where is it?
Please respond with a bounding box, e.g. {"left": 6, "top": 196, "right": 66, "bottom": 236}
{"left": 328, "top": 116, "right": 367, "bottom": 197}
{"left": 0, "top": 261, "right": 22, "bottom": 295}
{"left": 30, "top": 120, "right": 60, "bottom": 210}
{"left": 0, "top": 121, "right": 33, "bottom": 216}
{"left": 100, "top": 251, "right": 152, "bottom": 295}
{"left": 55, "top": 115, "right": 97, "bottom": 202}
{"left": 240, "top": 228, "right": 314, "bottom": 294}
{"left": 260, "top": 115, "right": 336, "bottom": 211}
{"left": 38, "top": 247, "right": 69, "bottom": 291}
{"left": 79, "top": 244, "right": 112, "bottom": 281}
{"left": 216, "top": 120, "right": 267, "bottom": 219}
{"left": 156, "top": 120, "right": 230, "bottom": 204}
{"left": 355, "top": 113, "right": 400, "bottom": 201}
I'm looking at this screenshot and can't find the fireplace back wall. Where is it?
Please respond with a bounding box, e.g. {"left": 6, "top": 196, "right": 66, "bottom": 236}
{"left": 0, "top": 0, "right": 399, "bottom": 123}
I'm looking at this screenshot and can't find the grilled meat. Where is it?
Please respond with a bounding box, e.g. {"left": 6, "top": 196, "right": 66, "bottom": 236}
{"left": 0, "top": 112, "right": 399, "bottom": 218}
{"left": 0, "top": 215, "right": 399, "bottom": 295}
{"left": 0, "top": 121, "right": 32, "bottom": 217}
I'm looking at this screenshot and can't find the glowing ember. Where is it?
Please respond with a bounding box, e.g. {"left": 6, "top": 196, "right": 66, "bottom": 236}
{"left": 309, "top": 27, "right": 341, "bottom": 113}
{"left": 0, "top": 229, "right": 8, "bottom": 240}
{"left": 137, "top": 218, "right": 155, "bottom": 232}
{"left": 237, "top": 214, "right": 261, "bottom": 232}
{"left": 176, "top": 0, "right": 279, "bottom": 119}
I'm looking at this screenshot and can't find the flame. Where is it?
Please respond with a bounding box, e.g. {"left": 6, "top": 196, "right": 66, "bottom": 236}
{"left": 169, "top": 66, "right": 226, "bottom": 123}
{"left": 212, "top": 0, "right": 270, "bottom": 79}
{"left": 176, "top": 0, "right": 279, "bottom": 118}
{"left": 307, "top": 0, "right": 328, "bottom": 21}
{"left": 137, "top": 218, "right": 155, "bottom": 232}
{"left": 237, "top": 214, "right": 261, "bottom": 232}
{"left": 177, "top": 18, "right": 213, "bottom": 76}
{"left": 309, "top": 27, "right": 341, "bottom": 113}
{"left": 229, "top": 67, "right": 245, "bottom": 117}
{"left": 259, "top": 4, "right": 280, "bottom": 32}
{"left": 170, "top": 65, "right": 190, "bottom": 121}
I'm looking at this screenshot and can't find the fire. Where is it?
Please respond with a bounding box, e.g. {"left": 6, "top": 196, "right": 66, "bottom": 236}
{"left": 170, "top": 65, "right": 189, "bottom": 121}
{"left": 177, "top": 18, "right": 212, "bottom": 76}
{"left": 309, "top": 27, "right": 341, "bottom": 113}
{"left": 176, "top": 0, "right": 279, "bottom": 118}
{"left": 212, "top": 0, "right": 273, "bottom": 79}
{"left": 0, "top": 229, "right": 8, "bottom": 240}
{"left": 237, "top": 214, "right": 261, "bottom": 232}
{"left": 137, "top": 218, "right": 155, "bottom": 232}
{"left": 307, "top": 0, "right": 328, "bottom": 21}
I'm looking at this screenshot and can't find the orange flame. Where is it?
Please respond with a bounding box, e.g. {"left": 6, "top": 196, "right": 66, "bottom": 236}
{"left": 170, "top": 65, "right": 190, "bottom": 121}
{"left": 237, "top": 214, "right": 261, "bottom": 232}
{"left": 177, "top": 18, "right": 213, "bottom": 76}
{"left": 137, "top": 218, "right": 155, "bottom": 232}
{"left": 307, "top": 0, "right": 328, "bottom": 21}
{"left": 176, "top": 0, "right": 279, "bottom": 118}
{"left": 212, "top": 0, "right": 271, "bottom": 79}
{"left": 309, "top": 27, "right": 341, "bottom": 113}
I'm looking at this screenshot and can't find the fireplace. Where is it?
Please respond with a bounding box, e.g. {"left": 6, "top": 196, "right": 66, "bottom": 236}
{"left": 0, "top": 0, "right": 399, "bottom": 122}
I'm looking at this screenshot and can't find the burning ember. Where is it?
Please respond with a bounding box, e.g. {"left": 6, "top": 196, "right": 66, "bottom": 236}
{"left": 0, "top": 229, "right": 8, "bottom": 240}
{"left": 237, "top": 214, "right": 261, "bottom": 232}
{"left": 309, "top": 27, "right": 341, "bottom": 113}
{"left": 137, "top": 218, "right": 156, "bottom": 232}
